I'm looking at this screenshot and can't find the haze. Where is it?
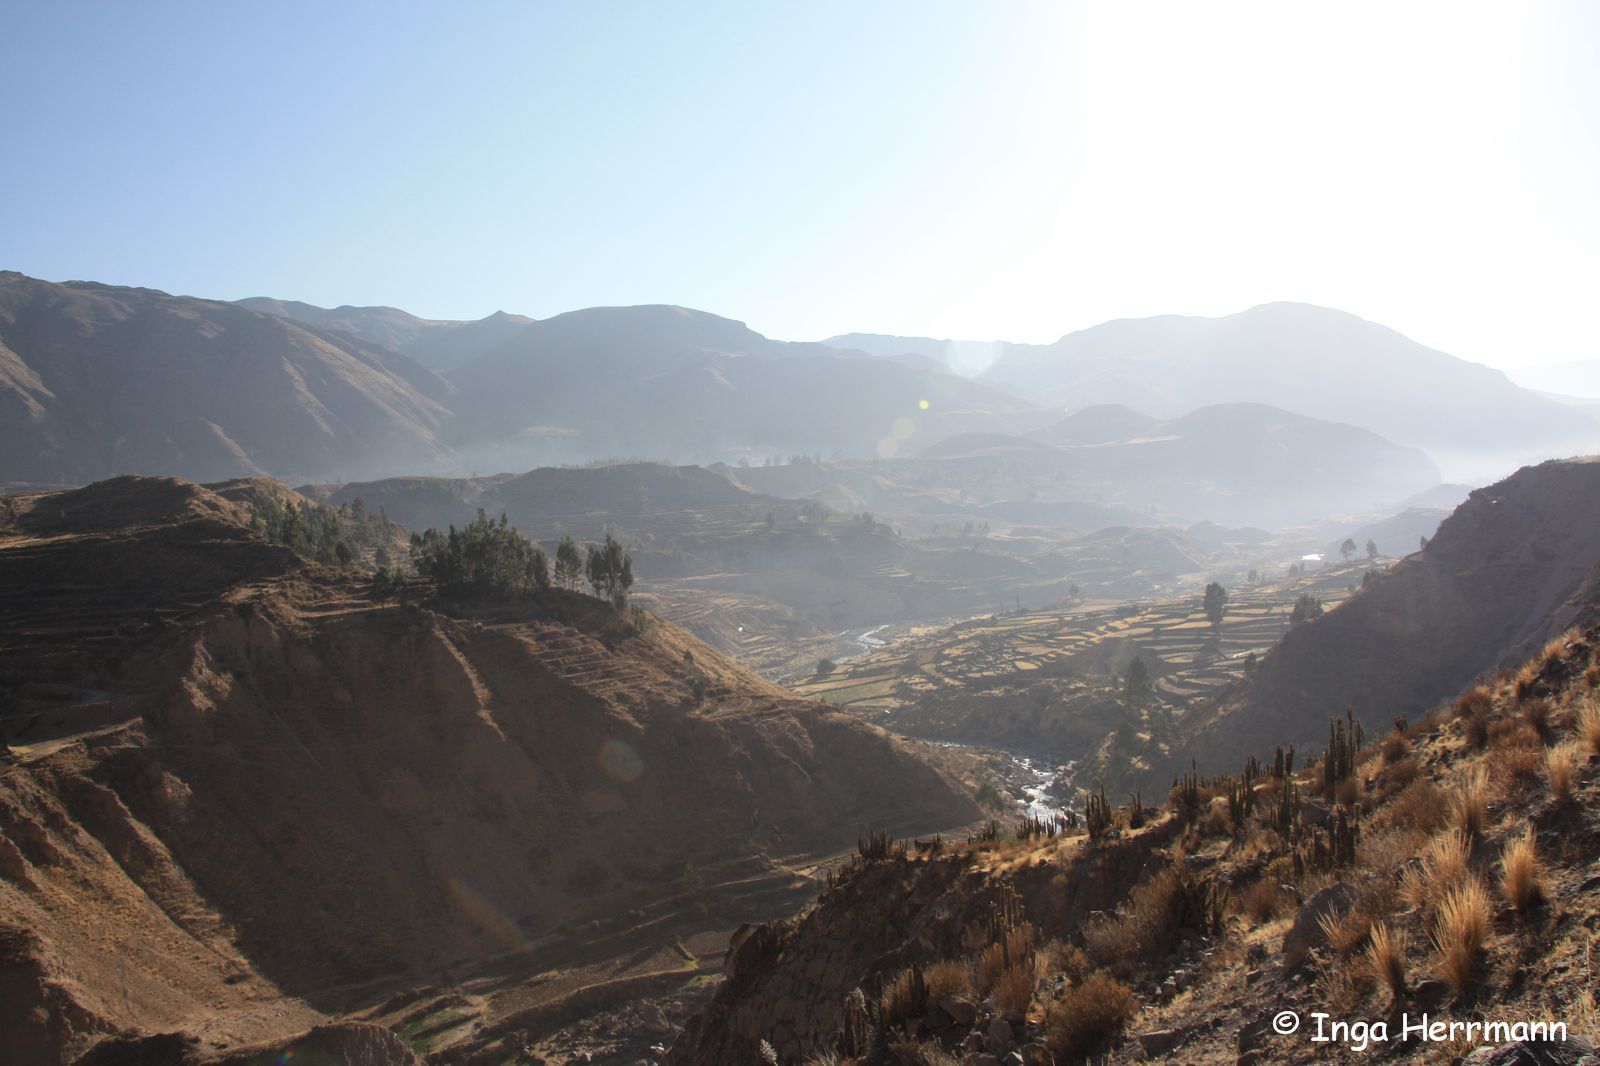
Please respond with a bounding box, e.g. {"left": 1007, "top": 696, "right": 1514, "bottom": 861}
{"left": 3, "top": 1, "right": 1597, "bottom": 371}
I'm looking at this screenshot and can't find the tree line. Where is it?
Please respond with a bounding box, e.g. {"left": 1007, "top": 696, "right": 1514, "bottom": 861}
{"left": 397, "top": 510, "right": 634, "bottom": 605}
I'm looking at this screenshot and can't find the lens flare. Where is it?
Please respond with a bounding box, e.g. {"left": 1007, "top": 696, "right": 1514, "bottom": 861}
{"left": 918, "top": 398, "right": 930, "bottom": 410}
{"left": 446, "top": 877, "right": 533, "bottom": 952}
{"left": 598, "top": 739, "right": 643, "bottom": 783}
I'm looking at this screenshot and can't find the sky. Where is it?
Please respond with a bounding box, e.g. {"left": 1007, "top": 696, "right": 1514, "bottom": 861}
{"left": 3, "top": 1, "right": 1597, "bottom": 370}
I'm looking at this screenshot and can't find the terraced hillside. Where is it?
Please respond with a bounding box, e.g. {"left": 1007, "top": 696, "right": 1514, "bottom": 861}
{"left": 790, "top": 564, "right": 1364, "bottom": 794}
{"left": 0, "top": 476, "right": 981, "bottom": 1065}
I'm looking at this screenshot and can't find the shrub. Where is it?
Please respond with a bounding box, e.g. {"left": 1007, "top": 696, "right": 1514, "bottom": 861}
{"left": 1463, "top": 713, "right": 1490, "bottom": 750}
{"left": 923, "top": 958, "right": 973, "bottom": 1004}
{"left": 993, "top": 961, "right": 1037, "bottom": 1016}
{"left": 1431, "top": 880, "right": 1492, "bottom": 997}
{"left": 1381, "top": 730, "right": 1411, "bottom": 765}
{"left": 1387, "top": 780, "right": 1447, "bottom": 833}
{"left": 1364, "top": 922, "right": 1409, "bottom": 1004}
{"left": 1500, "top": 829, "right": 1544, "bottom": 914}
{"left": 1242, "top": 879, "right": 1286, "bottom": 924}
{"left": 1045, "top": 973, "right": 1137, "bottom": 1061}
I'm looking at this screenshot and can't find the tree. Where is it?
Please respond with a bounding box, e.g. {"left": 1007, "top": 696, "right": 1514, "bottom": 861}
{"left": 1290, "top": 593, "right": 1324, "bottom": 625}
{"left": 554, "top": 535, "right": 582, "bottom": 590}
{"left": 584, "top": 533, "right": 635, "bottom": 605}
{"left": 1123, "top": 656, "right": 1153, "bottom": 708}
{"left": 816, "top": 658, "right": 837, "bottom": 677}
{"left": 1340, "top": 538, "right": 1357, "bottom": 562}
{"left": 1203, "top": 582, "right": 1228, "bottom": 627}
{"left": 1365, "top": 538, "right": 1378, "bottom": 561}
{"left": 409, "top": 509, "right": 549, "bottom": 598}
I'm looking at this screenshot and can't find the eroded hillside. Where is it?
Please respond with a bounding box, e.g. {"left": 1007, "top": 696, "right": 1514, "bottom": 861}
{"left": 0, "top": 477, "right": 979, "bottom": 1065}
{"left": 668, "top": 624, "right": 1600, "bottom": 1065}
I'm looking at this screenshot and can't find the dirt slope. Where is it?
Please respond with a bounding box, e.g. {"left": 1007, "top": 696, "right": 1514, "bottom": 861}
{"left": 0, "top": 476, "right": 978, "bottom": 1064}
{"left": 1182, "top": 456, "right": 1600, "bottom": 776}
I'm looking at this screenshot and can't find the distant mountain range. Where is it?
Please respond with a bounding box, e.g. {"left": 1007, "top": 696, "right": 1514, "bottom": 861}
{"left": 829, "top": 303, "right": 1600, "bottom": 479}
{"left": 6, "top": 272, "right": 1591, "bottom": 510}
{"left": 0, "top": 272, "right": 1043, "bottom": 487}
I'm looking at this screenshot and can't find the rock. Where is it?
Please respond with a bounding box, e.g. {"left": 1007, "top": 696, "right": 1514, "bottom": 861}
{"left": 1282, "top": 882, "right": 1358, "bottom": 973}
{"left": 1237, "top": 1051, "right": 1264, "bottom": 1066}
{"left": 963, "top": 1055, "right": 1000, "bottom": 1066}
{"left": 1463, "top": 1036, "right": 1597, "bottom": 1065}
{"left": 1002, "top": 1054, "right": 1025, "bottom": 1066}
{"left": 1018, "top": 1043, "right": 1053, "bottom": 1066}
{"left": 1137, "top": 1029, "right": 1182, "bottom": 1056}
{"left": 1158, "top": 976, "right": 1178, "bottom": 1003}
{"left": 942, "top": 995, "right": 980, "bottom": 1026}
{"left": 987, "top": 1017, "right": 1015, "bottom": 1052}
{"left": 639, "top": 1003, "right": 672, "bottom": 1035}
{"left": 1173, "top": 970, "right": 1192, "bottom": 992}
{"left": 925, "top": 1004, "right": 954, "bottom": 1031}
{"left": 1238, "top": 1014, "right": 1274, "bottom": 1053}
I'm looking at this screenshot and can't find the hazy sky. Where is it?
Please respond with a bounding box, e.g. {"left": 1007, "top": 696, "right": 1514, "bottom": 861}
{"left": 3, "top": 1, "right": 1596, "bottom": 369}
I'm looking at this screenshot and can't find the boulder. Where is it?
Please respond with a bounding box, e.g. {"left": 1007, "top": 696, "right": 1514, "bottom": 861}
{"left": 1282, "top": 882, "right": 1358, "bottom": 973}
{"left": 1137, "top": 1029, "right": 1182, "bottom": 1057}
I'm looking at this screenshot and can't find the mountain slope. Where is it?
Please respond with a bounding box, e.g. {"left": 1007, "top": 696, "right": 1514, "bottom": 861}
{"left": 919, "top": 402, "right": 1440, "bottom": 528}
{"left": 1182, "top": 455, "right": 1600, "bottom": 772}
{"left": 236, "top": 297, "right": 536, "bottom": 373}
{"left": 445, "top": 305, "right": 1050, "bottom": 468}
{"left": 995, "top": 304, "right": 1600, "bottom": 475}
{"left": 0, "top": 476, "right": 978, "bottom": 1064}
{"left": 0, "top": 273, "right": 456, "bottom": 487}
{"left": 837, "top": 304, "right": 1600, "bottom": 478}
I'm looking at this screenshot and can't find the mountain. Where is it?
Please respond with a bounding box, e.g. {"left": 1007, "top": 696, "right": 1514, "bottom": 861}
{"left": 444, "top": 305, "right": 1050, "bottom": 469}
{"left": 834, "top": 304, "right": 1600, "bottom": 479}
{"left": 0, "top": 475, "right": 979, "bottom": 1063}
{"left": 236, "top": 297, "right": 536, "bottom": 373}
{"left": 918, "top": 403, "right": 1440, "bottom": 528}
{"left": 1181, "top": 455, "right": 1600, "bottom": 772}
{"left": 0, "top": 273, "right": 456, "bottom": 487}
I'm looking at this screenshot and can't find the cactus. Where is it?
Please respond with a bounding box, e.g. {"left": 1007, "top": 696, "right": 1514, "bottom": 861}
{"left": 1272, "top": 744, "right": 1295, "bottom": 780}
{"left": 1127, "top": 790, "right": 1146, "bottom": 829}
{"left": 1086, "top": 785, "right": 1113, "bottom": 840}
{"left": 1322, "top": 706, "right": 1365, "bottom": 794}
{"left": 1271, "top": 776, "right": 1301, "bottom": 837}
{"left": 1171, "top": 771, "right": 1201, "bottom": 822}
{"left": 857, "top": 827, "right": 900, "bottom": 863}
{"left": 973, "top": 818, "right": 1001, "bottom": 845}
{"left": 841, "top": 987, "right": 875, "bottom": 1057}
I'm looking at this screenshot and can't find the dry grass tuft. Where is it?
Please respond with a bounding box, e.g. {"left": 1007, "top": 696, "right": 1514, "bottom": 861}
{"left": 1576, "top": 698, "right": 1600, "bottom": 756}
{"left": 1386, "top": 779, "right": 1447, "bottom": 833}
{"left": 1364, "top": 922, "right": 1409, "bottom": 1004}
{"left": 1242, "top": 879, "right": 1287, "bottom": 924}
{"left": 1499, "top": 829, "right": 1544, "bottom": 915}
{"left": 1402, "top": 831, "right": 1472, "bottom": 912}
{"left": 1317, "top": 906, "right": 1372, "bottom": 957}
{"left": 1381, "top": 730, "right": 1411, "bottom": 765}
{"left": 1546, "top": 743, "right": 1577, "bottom": 803}
{"left": 1463, "top": 712, "right": 1490, "bottom": 750}
{"left": 1456, "top": 685, "right": 1493, "bottom": 719}
{"left": 924, "top": 958, "right": 973, "bottom": 1003}
{"left": 1430, "top": 879, "right": 1492, "bottom": 998}
{"left": 1045, "top": 972, "right": 1137, "bottom": 1061}
{"left": 1521, "top": 698, "right": 1553, "bottom": 738}
{"left": 992, "top": 960, "right": 1037, "bottom": 1016}
{"left": 1451, "top": 765, "right": 1490, "bottom": 839}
